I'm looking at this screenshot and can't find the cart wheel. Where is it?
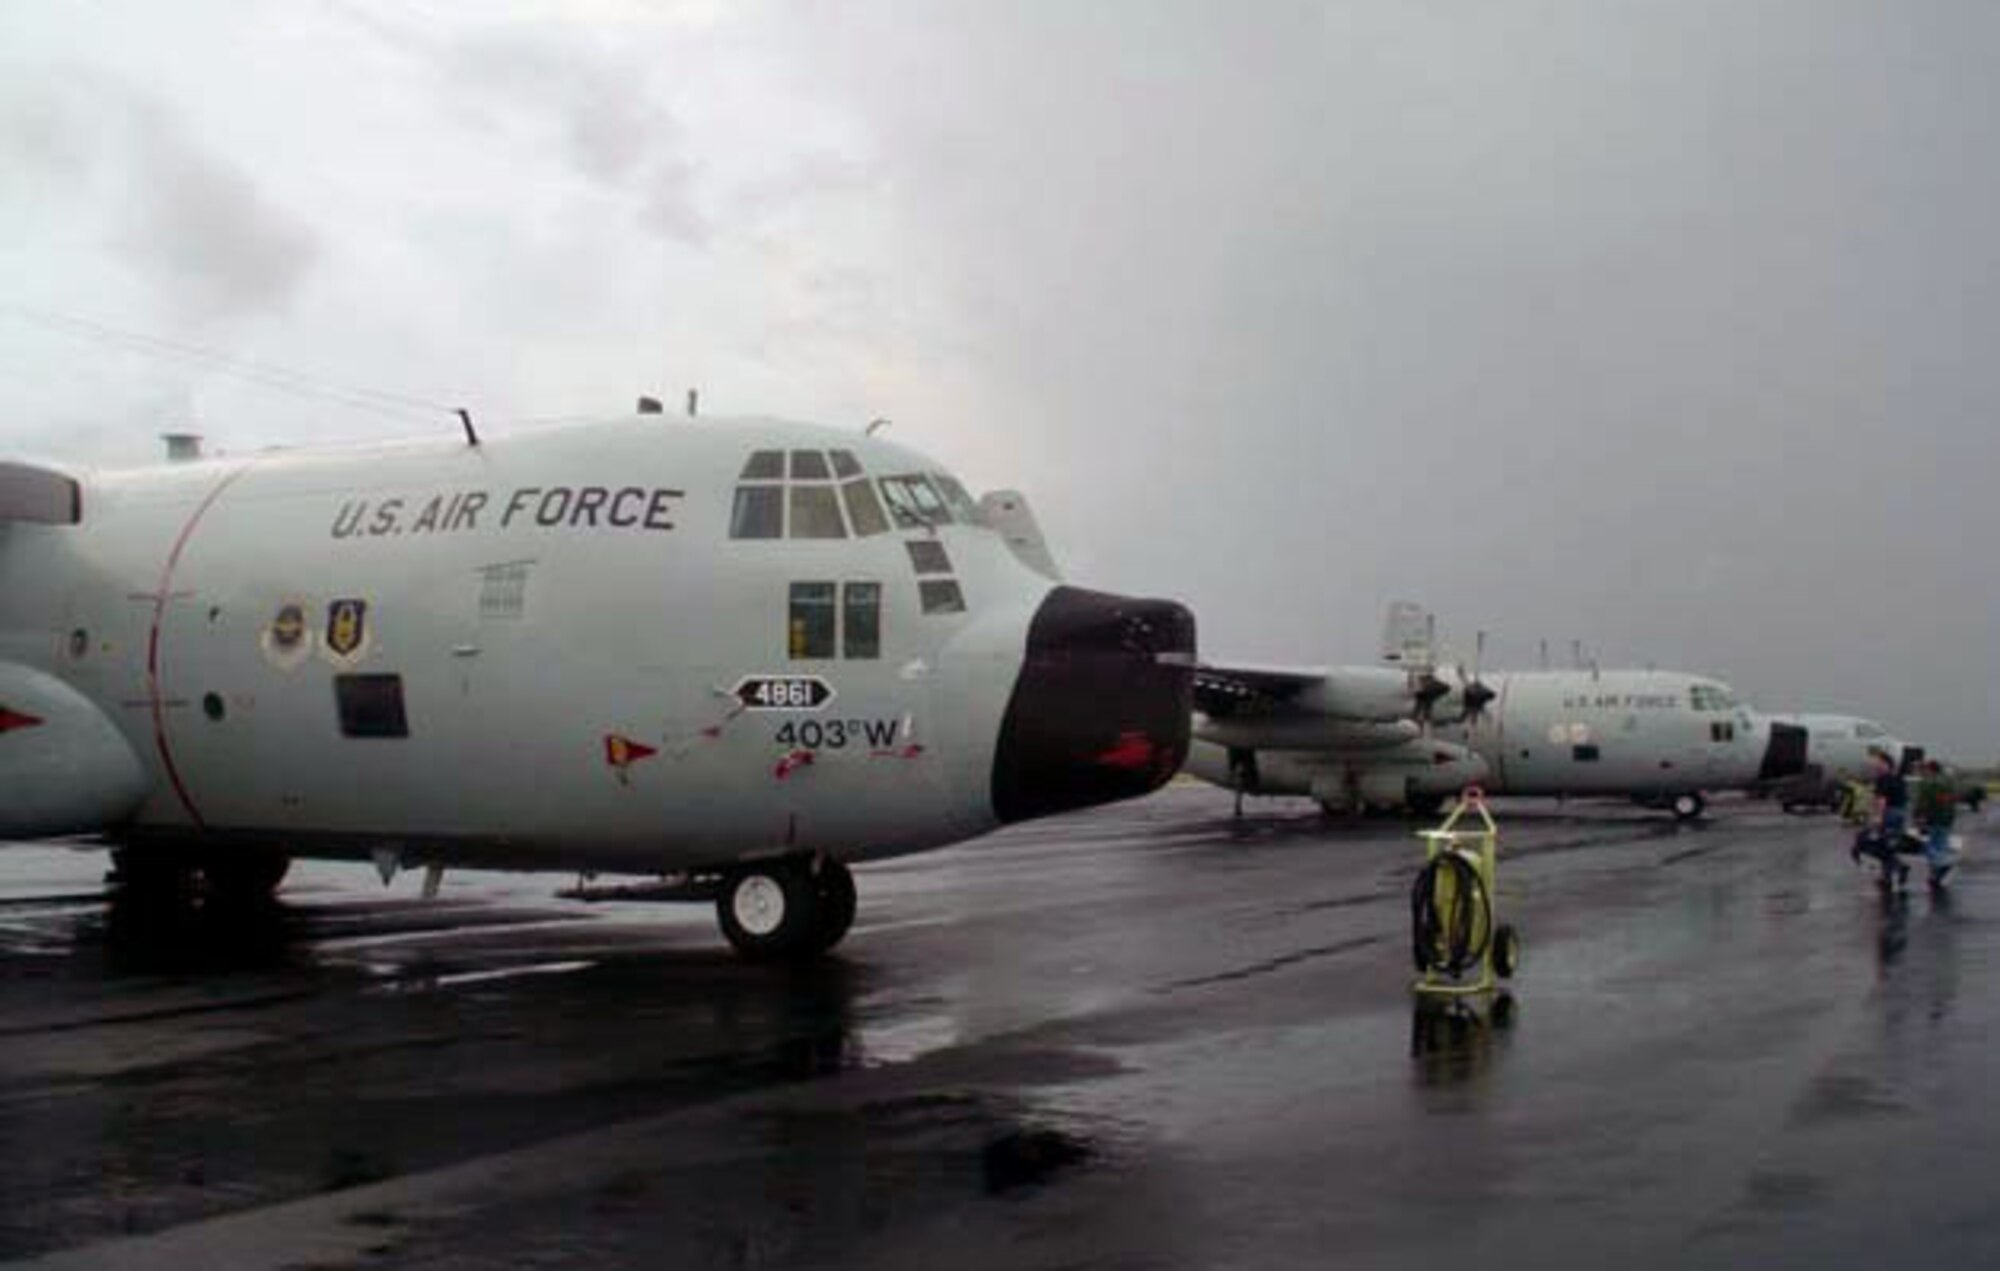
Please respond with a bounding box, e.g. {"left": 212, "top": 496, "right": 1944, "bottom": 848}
{"left": 1493, "top": 924, "right": 1522, "bottom": 979}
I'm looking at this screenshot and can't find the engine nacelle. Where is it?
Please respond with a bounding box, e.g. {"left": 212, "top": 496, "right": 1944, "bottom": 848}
{"left": 1194, "top": 715, "right": 1420, "bottom": 751}
{"left": 1404, "top": 746, "right": 1490, "bottom": 796}
{"left": 0, "top": 662, "right": 150, "bottom": 838}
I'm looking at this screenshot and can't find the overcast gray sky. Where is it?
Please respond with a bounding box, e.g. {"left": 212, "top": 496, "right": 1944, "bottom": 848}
{"left": 3, "top": 1, "right": 1996, "bottom": 758}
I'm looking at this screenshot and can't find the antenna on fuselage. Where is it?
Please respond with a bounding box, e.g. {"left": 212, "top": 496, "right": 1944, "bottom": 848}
{"left": 456, "top": 408, "right": 479, "bottom": 447}
{"left": 866, "top": 418, "right": 891, "bottom": 436}
{"left": 637, "top": 395, "right": 664, "bottom": 415}
{"left": 1538, "top": 639, "right": 1550, "bottom": 670}
{"left": 686, "top": 388, "right": 699, "bottom": 418}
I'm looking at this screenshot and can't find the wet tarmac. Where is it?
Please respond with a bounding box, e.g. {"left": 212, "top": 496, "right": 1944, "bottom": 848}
{"left": 3, "top": 787, "right": 1997, "bottom": 1269}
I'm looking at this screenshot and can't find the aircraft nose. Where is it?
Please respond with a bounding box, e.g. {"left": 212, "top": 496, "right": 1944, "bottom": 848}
{"left": 1759, "top": 720, "right": 1809, "bottom": 781}
{"left": 991, "top": 586, "right": 1196, "bottom": 824}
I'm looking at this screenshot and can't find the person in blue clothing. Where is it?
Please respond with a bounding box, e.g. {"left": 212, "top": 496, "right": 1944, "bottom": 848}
{"left": 1913, "top": 759, "right": 1959, "bottom": 887}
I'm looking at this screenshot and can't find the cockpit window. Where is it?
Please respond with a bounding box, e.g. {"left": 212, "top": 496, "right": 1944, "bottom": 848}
{"left": 1689, "top": 685, "right": 1735, "bottom": 712}
{"left": 734, "top": 448, "right": 875, "bottom": 540}
{"left": 830, "top": 449, "right": 863, "bottom": 479}
{"left": 933, "top": 474, "right": 982, "bottom": 525}
{"left": 789, "top": 486, "right": 848, "bottom": 539}
{"left": 741, "top": 450, "right": 784, "bottom": 481}
{"left": 843, "top": 582, "right": 881, "bottom": 658}
{"left": 919, "top": 579, "right": 966, "bottom": 614}
{"left": 879, "top": 474, "right": 951, "bottom": 528}
{"left": 906, "top": 541, "right": 952, "bottom": 574}
{"left": 789, "top": 583, "right": 837, "bottom": 658}
{"left": 841, "top": 479, "right": 888, "bottom": 537}
{"left": 731, "top": 486, "right": 783, "bottom": 539}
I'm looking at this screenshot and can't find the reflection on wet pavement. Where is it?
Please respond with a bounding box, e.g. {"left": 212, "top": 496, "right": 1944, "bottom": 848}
{"left": 1, "top": 792, "right": 1998, "bottom": 1269}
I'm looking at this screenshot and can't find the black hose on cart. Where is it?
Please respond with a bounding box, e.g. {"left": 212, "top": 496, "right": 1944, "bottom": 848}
{"left": 1410, "top": 850, "right": 1492, "bottom": 978}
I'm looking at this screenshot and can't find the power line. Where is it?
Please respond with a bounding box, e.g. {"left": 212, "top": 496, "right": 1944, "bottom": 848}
{"left": 0, "top": 303, "right": 460, "bottom": 425}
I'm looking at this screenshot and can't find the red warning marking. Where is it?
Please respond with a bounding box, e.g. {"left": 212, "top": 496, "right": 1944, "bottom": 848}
{"left": 0, "top": 706, "right": 44, "bottom": 735}
{"left": 1093, "top": 731, "right": 1158, "bottom": 771}
{"left": 871, "top": 744, "right": 926, "bottom": 760}
{"left": 774, "top": 748, "right": 815, "bottom": 780}
{"left": 604, "top": 733, "right": 659, "bottom": 780}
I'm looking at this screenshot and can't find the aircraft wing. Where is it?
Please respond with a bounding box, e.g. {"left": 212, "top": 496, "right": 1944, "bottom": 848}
{"left": 1191, "top": 664, "right": 1331, "bottom": 718}
{"left": 1193, "top": 661, "right": 1421, "bottom": 724}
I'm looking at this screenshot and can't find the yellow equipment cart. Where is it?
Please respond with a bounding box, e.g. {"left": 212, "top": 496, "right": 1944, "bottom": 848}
{"left": 1412, "top": 788, "right": 1521, "bottom": 997}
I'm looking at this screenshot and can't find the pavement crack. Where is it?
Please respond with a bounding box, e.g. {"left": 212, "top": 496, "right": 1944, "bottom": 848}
{"left": 0, "top": 988, "right": 315, "bottom": 1038}
{"left": 1155, "top": 934, "right": 1385, "bottom": 993}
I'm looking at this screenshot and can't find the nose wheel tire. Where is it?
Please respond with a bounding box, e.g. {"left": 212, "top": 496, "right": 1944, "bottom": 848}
{"left": 716, "top": 857, "right": 858, "bottom": 960}
{"left": 808, "top": 860, "right": 858, "bottom": 954}
{"left": 1671, "top": 792, "right": 1705, "bottom": 821}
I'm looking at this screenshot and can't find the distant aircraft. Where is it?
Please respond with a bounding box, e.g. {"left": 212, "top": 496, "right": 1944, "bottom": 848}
{"left": 0, "top": 411, "right": 1195, "bottom": 959}
{"left": 1186, "top": 602, "right": 1806, "bottom": 820}
{"left": 1765, "top": 714, "right": 1911, "bottom": 784}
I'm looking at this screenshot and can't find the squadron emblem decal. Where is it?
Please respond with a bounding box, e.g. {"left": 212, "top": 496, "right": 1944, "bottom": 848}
{"left": 323, "top": 598, "right": 372, "bottom": 667}
{"left": 259, "top": 600, "right": 314, "bottom": 671}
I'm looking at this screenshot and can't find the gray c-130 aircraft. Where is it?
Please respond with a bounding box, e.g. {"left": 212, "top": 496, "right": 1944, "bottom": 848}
{"left": 1186, "top": 602, "right": 1807, "bottom": 820}
{"left": 0, "top": 411, "right": 1194, "bottom": 959}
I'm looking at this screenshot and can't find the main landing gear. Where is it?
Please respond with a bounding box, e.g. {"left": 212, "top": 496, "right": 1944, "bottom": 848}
{"left": 716, "top": 855, "right": 857, "bottom": 960}
{"left": 109, "top": 848, "right": 292, "bottom": 910}
{"left": 1671, "top": 792, "right": 1705, "bottom": 822}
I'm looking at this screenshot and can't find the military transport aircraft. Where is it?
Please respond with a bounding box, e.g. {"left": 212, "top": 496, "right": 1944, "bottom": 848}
{"left": 1187, "top": 603, "right": 1806, "bottom": 820}
{"left": 1766, "top": 713, "right": 1911, "bottom": 785}
{"left": 0, "top": 410, "right": 1195, "bottom": 959}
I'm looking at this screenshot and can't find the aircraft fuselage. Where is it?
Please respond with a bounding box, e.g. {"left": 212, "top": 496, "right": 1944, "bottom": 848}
{"left": 0, "top": 417, "right": 1194, "bottom": 883}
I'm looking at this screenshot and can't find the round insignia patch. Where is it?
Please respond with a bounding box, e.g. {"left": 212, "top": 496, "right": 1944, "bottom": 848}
{"left": 260, "top": 601, "right": 314, "bottom": 671}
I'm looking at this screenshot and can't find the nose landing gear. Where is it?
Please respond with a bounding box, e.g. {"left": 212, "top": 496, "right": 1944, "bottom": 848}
{"left": 717, "top": 855, "right": 857, "bottom": 960}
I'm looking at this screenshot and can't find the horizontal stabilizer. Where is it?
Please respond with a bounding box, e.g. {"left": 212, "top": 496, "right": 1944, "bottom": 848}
{"left": 0, "top": 461, "right": 82, "bottom": 525}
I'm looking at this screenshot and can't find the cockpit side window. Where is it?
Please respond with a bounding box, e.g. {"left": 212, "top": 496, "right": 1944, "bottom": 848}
{"left": 790, "top": 450, "right": 831, "bottom": 481}
{"left": 919, "top": 579, "right": 966, "bottom": 614}
{"left": 830, "top": 449, "right": 863, "bottom": 479}
{"left": 906, "top": 541, "right": 952, "bottom": 574}
{"left": 879, "top": 474, "right": 952, "bottom": 528}
{"left": 933, "top": 474, "right": 983, "bottom": 525}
